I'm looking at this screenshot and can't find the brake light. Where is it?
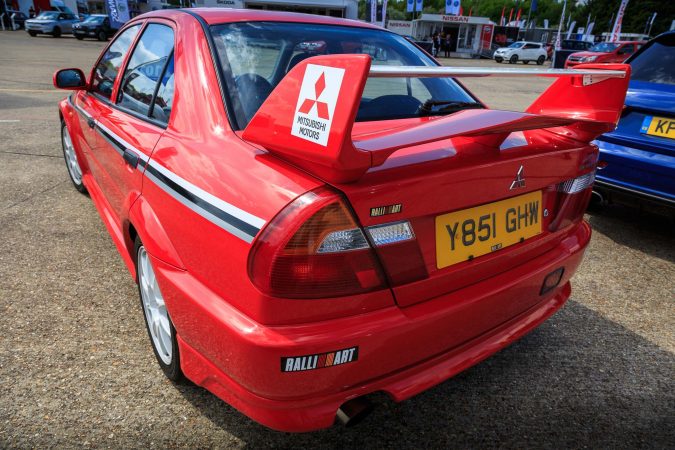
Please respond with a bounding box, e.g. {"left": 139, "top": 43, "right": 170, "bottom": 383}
{"left": 549, "top": 171, "right": 595, "bottom": 231}
{"left": 248, "top": 187, "right": 387, "bottom": 299}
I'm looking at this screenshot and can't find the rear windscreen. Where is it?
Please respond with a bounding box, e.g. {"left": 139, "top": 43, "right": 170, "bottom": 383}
{"left": 630, "top": 34, "right": 675, "bottom": 85}
{"left": 209, "top": 22, "right": 478, "bottom": 129}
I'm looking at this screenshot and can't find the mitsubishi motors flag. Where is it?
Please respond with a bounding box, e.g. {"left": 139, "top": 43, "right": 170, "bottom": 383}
{"left": 610, "top": 0, "right": 630, "bottom": 42}
{"left": 446, "top": 0, "right": 460, "bottom": 15}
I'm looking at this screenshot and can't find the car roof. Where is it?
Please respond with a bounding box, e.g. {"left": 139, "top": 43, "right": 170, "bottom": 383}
{"left": 136, "top": 7, "right": 382, "bottom": 30}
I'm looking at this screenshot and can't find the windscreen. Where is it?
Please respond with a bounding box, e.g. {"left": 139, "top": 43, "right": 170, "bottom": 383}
{"left": 210, "top": 22, "right": 478, "bottom": 128}
{"left": 37, "top": 12, "right": 59, "bottom": 19}
{"left": 83, "top": 16, "right": 104, "bottom": 23}
{"left": 590, "top": 43, "right": 618, "bottom": 53}
{"left": 630, "top": 34, "right": 675, "bottom": 85}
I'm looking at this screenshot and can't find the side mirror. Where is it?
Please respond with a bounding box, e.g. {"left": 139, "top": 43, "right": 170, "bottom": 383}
{"left": 53, "top": 68, "right": 87, "bottom": 90}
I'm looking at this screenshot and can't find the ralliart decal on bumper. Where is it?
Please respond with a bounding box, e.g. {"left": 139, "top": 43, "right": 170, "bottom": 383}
{"left": 281, "top": 347, "right": 359, "bottom": 372}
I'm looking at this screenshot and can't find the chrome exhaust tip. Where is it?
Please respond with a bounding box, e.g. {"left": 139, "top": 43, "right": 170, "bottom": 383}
{"left": 336, "top": 397, "right": 374, "bottom": 427}
{"left": 591, "top": 190, "right": 604, "bottom": 205}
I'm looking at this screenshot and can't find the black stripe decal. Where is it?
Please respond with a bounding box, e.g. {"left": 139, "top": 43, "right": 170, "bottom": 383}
{"left": 96, "top": 126, "right": 125, "bottom": 156}
{"left": 144, "top": 163, "right": 260, "bottom": 238}
{"left": 67, "top": 98, "right": 261, "bottom": 241}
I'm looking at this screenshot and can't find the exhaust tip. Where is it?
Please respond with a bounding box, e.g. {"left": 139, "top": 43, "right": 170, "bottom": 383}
{"left": 336, "top": 397, "right": 374, "bottom": 428}
{"left": 591, "top": 190, "right": 604, "bottom": 205}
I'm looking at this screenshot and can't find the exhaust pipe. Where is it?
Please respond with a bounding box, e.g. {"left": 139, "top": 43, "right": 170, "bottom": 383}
{"left": 590, "top": 190, "right": 604, "bottom": 206}
{"left": 336, "top": 397, "right": 374, "bottom": 427}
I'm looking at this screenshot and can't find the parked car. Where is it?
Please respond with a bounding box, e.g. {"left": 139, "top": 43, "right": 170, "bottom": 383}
{"left": 493, "top": 41, "right": 547, "bottom": 64}
{"left": 592, "top": 32, "right": 675, "bottom": 210}
{"left": 566, "top": 41, "right": 644, "bottom": 68}
{"left": 53, "top": 9, "right": 629, "bottom": 432}
{"left": 2, "top": 10, "right": 28, "bottom": 29}
{"left": 25, "top": 10, "right": 79, "bottom": 37}
{"left": 551, "top": 39, "right": 594, "bottom": 68}
{"left": 73, "top": 14, "right": 117, "bottom": 41}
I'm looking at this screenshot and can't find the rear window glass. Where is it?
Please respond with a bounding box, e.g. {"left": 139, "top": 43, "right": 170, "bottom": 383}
{"left": 210, "top": 22, "right": 477, "bottom": 128}
{"left": 630, "top": 34, "right": 675, "bottom": 85}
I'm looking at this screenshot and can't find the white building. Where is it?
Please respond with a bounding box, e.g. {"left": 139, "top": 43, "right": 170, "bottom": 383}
{"left": 14, "top": 0, "right": 357, "bottom": 20}
{"left": 388, "top": 14, "right": 495, "bottom": 58}
{"left": 187, "top": 0, "right": 358, "bottom": 19}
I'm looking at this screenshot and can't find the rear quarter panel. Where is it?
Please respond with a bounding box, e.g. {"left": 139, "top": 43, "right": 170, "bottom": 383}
{"left": 139, "top": 14, "right": 393, "bottom": 341}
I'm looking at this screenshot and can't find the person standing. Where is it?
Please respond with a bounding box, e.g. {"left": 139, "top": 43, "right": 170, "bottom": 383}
{"left": 444, "top": 33, "right": 452, "bottom": 57}
{"left": 433, "top": 33, "right": 441, "bottom": 57}
{"left": 28, "top": 6, "right": 35, "bottom": 17}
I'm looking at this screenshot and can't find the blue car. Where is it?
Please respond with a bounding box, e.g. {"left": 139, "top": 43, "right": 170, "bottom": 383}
{"left": 593, "top": 31, "right": 675, "bottom": 210}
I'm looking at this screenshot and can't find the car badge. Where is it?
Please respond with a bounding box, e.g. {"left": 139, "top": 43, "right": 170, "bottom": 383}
{"left": 510, "top": 165, "right": 526, "bottom": 190}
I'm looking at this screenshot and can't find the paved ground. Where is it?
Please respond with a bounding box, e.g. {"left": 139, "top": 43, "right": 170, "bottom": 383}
{"left": 0, "top": 31, "right": 673, "bottom": 449}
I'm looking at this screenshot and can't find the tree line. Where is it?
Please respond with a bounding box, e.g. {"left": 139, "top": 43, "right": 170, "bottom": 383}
{"left": 360, "top": 0, "right": 673, "bottom": 37}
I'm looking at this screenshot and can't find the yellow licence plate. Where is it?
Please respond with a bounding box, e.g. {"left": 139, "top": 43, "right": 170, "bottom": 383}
{"left": 435, "top": 191, "right": 542, "bottom": 269}
{"left": 641, "top": 115, "right": 675, "bottom": 140}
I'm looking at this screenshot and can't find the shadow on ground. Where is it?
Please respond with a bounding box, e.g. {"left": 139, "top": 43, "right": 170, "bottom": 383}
{"left": 174, "top": 301, "right": 675, "bottom": 449}
{"left": 586, "top": 203, "right": 674, "bottom": 264}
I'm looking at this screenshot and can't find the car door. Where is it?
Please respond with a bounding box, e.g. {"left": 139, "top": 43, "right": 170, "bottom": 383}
{"left": 522, "top": 43, "right": 535, "bottom": 60}
{"left": 93, "top": 21, "right": 175, "bottom": 221}
{"left": 64, "top": 13, "right": 77, "bottom": 32}
{"left": 79, "top": 23, "right": 142, "bottom": 215}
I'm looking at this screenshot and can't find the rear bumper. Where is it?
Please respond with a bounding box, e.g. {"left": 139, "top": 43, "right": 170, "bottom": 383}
{"left": 595, "top": 138, "right": 675, "bottom": 206}
{"left": 154, "top": 222, "right": 591, "bottom": 432}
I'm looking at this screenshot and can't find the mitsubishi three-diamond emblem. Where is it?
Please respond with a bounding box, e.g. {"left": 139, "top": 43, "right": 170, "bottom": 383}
{"left": 291, "top": 64, "right": 345, "bottom": 147}
{"left": 510, "top": 165, "right": 526, "bottom": 190}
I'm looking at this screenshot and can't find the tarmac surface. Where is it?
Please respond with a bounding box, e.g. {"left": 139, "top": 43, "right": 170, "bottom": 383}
{"left": 0, "top": 31, "right": 673, "bottom": 449}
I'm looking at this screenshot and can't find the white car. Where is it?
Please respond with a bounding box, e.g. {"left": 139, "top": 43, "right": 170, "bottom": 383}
{"left": 494, "top": 41, "right": 547, "bottom": 65}
{"left": 25, "top": 11, "right": 79, "bottom": 38}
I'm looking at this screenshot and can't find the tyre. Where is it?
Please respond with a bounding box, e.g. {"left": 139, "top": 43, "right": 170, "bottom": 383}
{"left": 136, "top": 237, "right": 185, "bottom": 382}
{"left": 495, "top": 57, "right": 503, "bottom": 63}
{"left": 28, "top": 30, "right": 37, "bottom": 36}
{"left": 97, "top": 30, "right": 106, "bottom": 41}
{"left": 509, "top": 54, "right": 518, "bottom": 64}
{"left": 52, "top": 27, "right": 61, "bottom": 38}
{"left": 75, "top": 35, "right": 84, "bottom": 40}
{"left": 537, "top": 55, "right": 545, "bottom": 65}
{"left": 61, "top": 122, "right": 87, "bottom": 193}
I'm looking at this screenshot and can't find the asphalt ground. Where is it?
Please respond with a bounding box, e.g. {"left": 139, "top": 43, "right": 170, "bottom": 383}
{"left": 0, "top": 31, "right": 673, "bottom": 449}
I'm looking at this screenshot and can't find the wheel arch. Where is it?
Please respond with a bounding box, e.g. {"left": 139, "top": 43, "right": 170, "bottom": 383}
{"left": 127, "top": 195, "right": 185, "bottom": 276}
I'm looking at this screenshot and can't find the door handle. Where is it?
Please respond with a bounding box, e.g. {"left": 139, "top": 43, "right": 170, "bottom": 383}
{"left": 123, "top": 149, "right": 139, "bottom": 169}
{"left": 87, "top": 118, "right": 95, "bottom": 129}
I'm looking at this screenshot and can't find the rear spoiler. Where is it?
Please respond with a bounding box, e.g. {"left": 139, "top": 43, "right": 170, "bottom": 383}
{"left": 242, "top": 54, "right": 630, "bottom": 183}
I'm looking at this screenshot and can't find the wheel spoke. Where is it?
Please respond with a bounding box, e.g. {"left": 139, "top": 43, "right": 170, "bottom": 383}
{"left": 138, "top": 246, "right": 173, "bottom": 365}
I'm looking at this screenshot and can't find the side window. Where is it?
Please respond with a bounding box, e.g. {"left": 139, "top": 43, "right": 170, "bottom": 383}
{"left": 117, "top": 23, "right": 174, "bottom": 118}
{"left": 619, "top": 45, "right": 634, "bottom": 55}
{"left": 150, "top": 56, "right": 174, "bottom": 125}
{"left": 90, "top": 24, "right": 141, "bottom": 100}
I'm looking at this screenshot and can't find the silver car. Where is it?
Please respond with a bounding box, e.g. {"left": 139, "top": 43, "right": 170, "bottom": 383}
{"left": 25, "top": 11, "right": 80, "bottom": 38}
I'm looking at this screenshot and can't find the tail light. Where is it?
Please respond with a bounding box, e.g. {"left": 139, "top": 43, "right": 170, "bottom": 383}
{"left": 549, "top": 171, "right": 595, "bottom": 231}
{"left": 248, "top": 187, "right": 388, "bottom": 299}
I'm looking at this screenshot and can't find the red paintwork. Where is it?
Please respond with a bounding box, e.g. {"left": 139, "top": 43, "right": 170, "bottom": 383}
{"left": 565, "top": 41, "right": 643, "bottom": 68}
{"left": 55, "top": 8, "right": 629, "bottom": 432}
